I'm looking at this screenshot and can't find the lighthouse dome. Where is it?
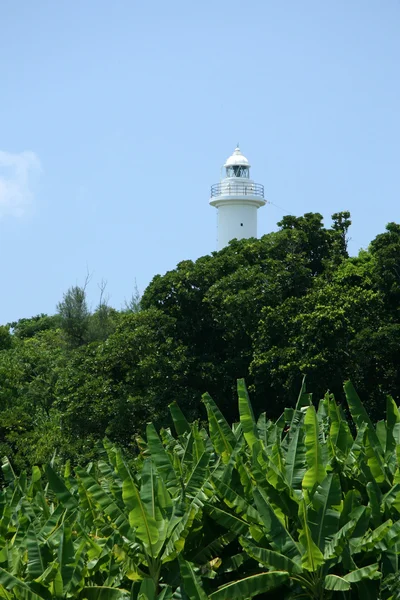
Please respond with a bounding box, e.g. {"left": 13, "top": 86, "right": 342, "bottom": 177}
{"left": 224, "top": 146, "right": 251, "bottom": 168}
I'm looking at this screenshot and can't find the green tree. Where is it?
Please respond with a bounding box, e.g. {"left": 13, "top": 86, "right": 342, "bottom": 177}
{"left": 331, "top": 210, "right": 351, "bottom": 257}
{"left": 8, "top": 313, "right": 61, "bottom": 339}
{"left": 124, "top": 279, "right": 142, "bottom": 313}
{"left": 250, "top": 253, "right": 384, "bottom": 417}
{"left": 87, "top": 281, "right": 120, "bottom": 342}
{"left": 55, "top": 308, "right": 190, "bottom": 454}
{"left": 370, "top": 221, "right": 400, "bottom": 314}
{"left": 57, "top": 284, "right": 90, "bottom": 348}
{"left": 140, "top": 213, "right": 351, "bottom": 421}
{"left": 0, "top": 329, "right": 65, "bottom": 469}
{"left": 0, "top": 325, "right": 12, "bottom": 350}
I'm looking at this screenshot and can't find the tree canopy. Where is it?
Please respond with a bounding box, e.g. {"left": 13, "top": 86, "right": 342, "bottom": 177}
{"left": 1, "top": 211, "right": 400, "bottom": 468}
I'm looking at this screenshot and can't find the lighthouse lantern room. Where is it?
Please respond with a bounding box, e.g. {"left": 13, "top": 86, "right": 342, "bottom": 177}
{"left": 209, "top": 146, "right": 266, "bottom": 250}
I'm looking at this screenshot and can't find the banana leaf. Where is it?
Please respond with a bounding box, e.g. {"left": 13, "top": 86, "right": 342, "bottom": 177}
{"left": 146, "top": 424, "right": 179, "bottom": 495}
{"left": 240, "top": 539, "right": 302, "bottom": 574}
{"left": 253, "top": 489, "right": 301, "bottom": 560}
{"left": 185, "top": 453, "right": 209, "bottom": 499}
{"left": 45, "top": 465, "right": 78, "bottom": 511}
{"left": 284, "top": 425, "right": 306, "bottom": 490}
{"left": 309, "top": 473, "right": 341, "bottom": 551}
{"left": 298, "top": 499, "right": 325, "bottom": 572}
{"left": 75, "top": 467, "right": 131, "bottom": 539}
{"left": 80, "top": 586, "right": 130, "bottom": 599}
{"left": 302, "top": 405, "right": 326, "bottom": 493}
{"left": 202, "top": 393, "right": 236, "bottom": 462}
{"left": 178, "top": 557, "right": 208, "bottom": 600}
{"left": 209, "top": 571, "right": 289, "bottom": 600}
{"left": 26, "top": 526, "right": 46, "bottom": 579}
{"left": 169, "top": 402, "right": 190, "bottom": 436}
{"left": 237, "top": 379, "right": 259, "bottom": 450}
{"left": 205, "top": 505, "right": 249, "bottom": 536}
{"left": 0, "top": 567, "right": 46, "bottom": 599}
{"left": 116, "top": 452, "right": 163, "bottom": 556}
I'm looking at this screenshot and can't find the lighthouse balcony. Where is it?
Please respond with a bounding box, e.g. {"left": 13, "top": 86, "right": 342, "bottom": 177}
{"left": 210, "top": 181, "right": 264, "bottom": 199}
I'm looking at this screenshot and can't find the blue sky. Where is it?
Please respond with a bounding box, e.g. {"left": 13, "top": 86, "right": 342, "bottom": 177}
{"left": 1, "top": 1, "right": 399, "bottom": 323}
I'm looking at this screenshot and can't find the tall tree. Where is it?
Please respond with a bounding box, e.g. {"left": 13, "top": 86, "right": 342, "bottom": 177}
{"left": 57, "top": 284, "right": 90, "bottom": 348}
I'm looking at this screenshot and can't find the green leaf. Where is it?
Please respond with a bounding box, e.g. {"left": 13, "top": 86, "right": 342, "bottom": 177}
{"left": 80, "top": 586, "right": 130, "bottom": 599}
{"left": 344, "top": 381, "right": 382, "bottom": 451}
{"left": 349, "top": 505, "right": 371, "bottom": 540}
{"left": 62, "top": 541, "right": 87, "bottom": 597}
{"left": 209, "top": 571, "right": 289, "bottom": 600}
{"left": 26, "top": 526, "right": 45, "bottom": 579}
{"left": 324, "top": 575, "right": 351, "bottom": 591}
{"left": 157, "top": 586, "right": 173, "bottom": 600}
{"left": 355, "top": 519, "right": 393, "bottom": 553}
{"left": 58, "top": 524, "right": 75, "bottom": 592}
{"left": 50, "top": 566, "right": 63, "bottom": 598}
{"left": 169, "top": 402, "right": 190, "bottom": 436}
{"left": 178, "top": 556, "right": 208, "bottom": 600}
{"left": 75, "top": 467, "right": 131, "bottom": 538}
{"left": 386, "top": 407, "right": 400, "bottom": 479}
{"left": 45, "top": 464, "right": 78, "bottom": 510}
{"left": 302, "top": 406, "right": 326, "bottom": 492}
{"left": 185, "top": 452, "right": 209, "bottom": 498}
{"left": 339, "top": 490, "right": 361, "bottom": 528}
{"left": 324, "top": 519, "right": 357, "bottom": 560}
{"left": 364, "top": 429, "right": 388, "bottom": 484}
{"left": 202, "top": 392, "right": 236, "bottom": 462}
{"left": 310, "top": 473, "right": 341, "bottom": 550}
{"left": 37, "top": 504, "right": 65, "bottom": 540}
{"left": 295, "top": 375, "right": 313, "bottom": 411}
{"left": 163, "top": 493, "right": 203, "bottom": 560}
{"left": 387, "top": 396, "right": 400, "bottom": 424}
{"left": 211, "top": 477, "right": 258, "bottom": 521}
{"left": 328, "top": 397, "right": 353, "bottom": 459}
{"left": 146, "top": 424, "right": 179, "bottom": 494}
{"left": 298, "top": 499, "right": 325, "bottom": 572}
{"left": 382, "top": 484, "right": 400, "bottom": 517}
{"left": 346, "top": 422, "right": 367, "bottom": 467}
{"left": 191, "top": 531, "right": 236, "bottom": 564}
{"left": 137, "top": 577, "right": 156, "bottom": 600}
{"left": 240, "top": 539, "right": 302, "bottom": 574}
{"left": 141, "top": 455, "right": 171, "bottom": 535}
{"left": 0, "top": 567, "right": 46, "bottom": 599}
{"left": 1, "top": 457, "right": 16, "bottom": 483}
{"left": 253, "top": 489, "right": 301, "bottom": 560}
{"left": 206, "top": 505, "right": 249, "bottom": 536}
{"left": 237, "top": 379, "right": 259, "bottom": 450}
{"left": 116, "top": 451, "right": 160, "bottom": 554}
{"left": 343, "top": 563, "right": 381, "bottom": 583}
{"left": 366, "top": 480, "right": 382, "bottom": 527}
{"left": 32, "top": 465, "right": 42, "bottom": 483}
{"left": 284, "top": 426, "right": 306, "bottom": 490}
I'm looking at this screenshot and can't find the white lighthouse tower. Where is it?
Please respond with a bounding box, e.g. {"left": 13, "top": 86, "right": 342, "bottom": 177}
{"left": 210, "top": 146, "right": 266, "bottom": 250}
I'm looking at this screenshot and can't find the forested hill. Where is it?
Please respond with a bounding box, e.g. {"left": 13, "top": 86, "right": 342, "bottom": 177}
{"left": 1, "top": 211, "right": 400, "bottom": 470}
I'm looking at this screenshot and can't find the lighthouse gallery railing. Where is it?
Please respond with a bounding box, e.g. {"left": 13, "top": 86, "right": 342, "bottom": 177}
{"left": 210, "top": 182, "right": 264, "bottom": 199}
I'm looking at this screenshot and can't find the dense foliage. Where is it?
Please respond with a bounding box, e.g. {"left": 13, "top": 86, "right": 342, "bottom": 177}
{"left": 1, "top": 380, "right": 400, "bottom": 599}
{"left": 1, "top": 212, "right": 400, "bottom": 468}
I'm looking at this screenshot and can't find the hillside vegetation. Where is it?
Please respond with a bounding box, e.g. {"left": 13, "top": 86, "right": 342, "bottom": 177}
{"left": 1, "top": 211, "right": 400, "bottom": 468}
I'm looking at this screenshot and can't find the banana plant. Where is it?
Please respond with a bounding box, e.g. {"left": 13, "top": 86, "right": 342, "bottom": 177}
{"left": 1, "top": 377, "right": 400, "bottom": 600}
{"left": 200, "top": 379, "right": 400, "bottom": 599}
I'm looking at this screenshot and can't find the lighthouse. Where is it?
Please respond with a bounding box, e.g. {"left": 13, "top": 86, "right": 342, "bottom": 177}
{"left": 210, "top": 146, "right": 266, "bottom": 250}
